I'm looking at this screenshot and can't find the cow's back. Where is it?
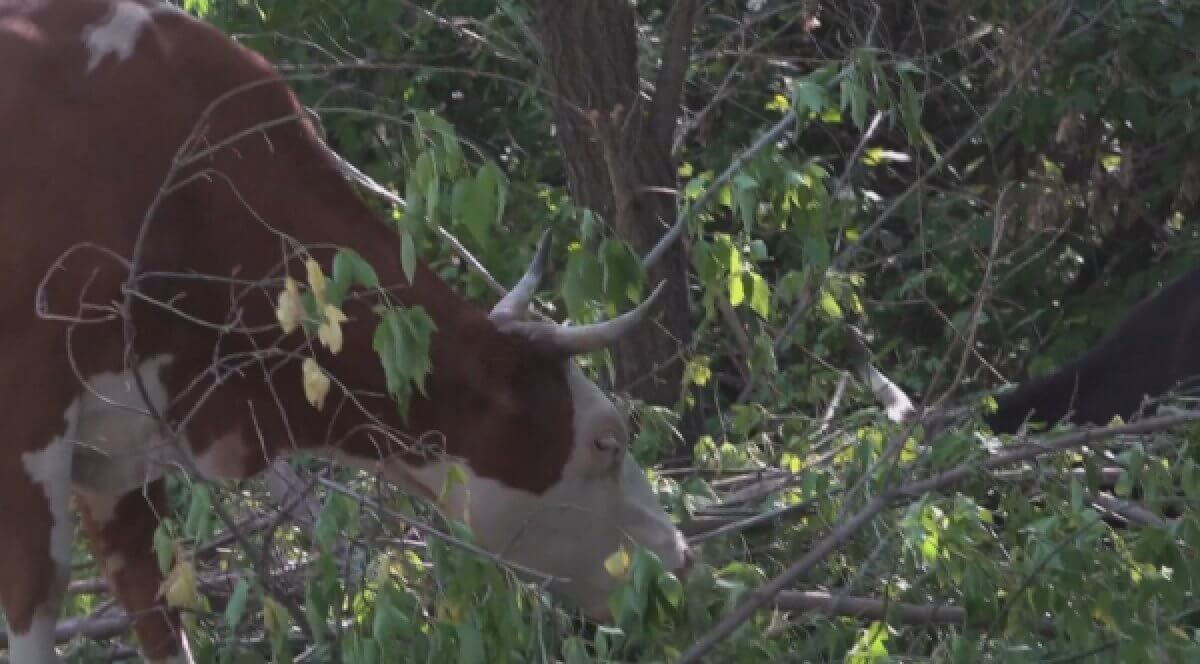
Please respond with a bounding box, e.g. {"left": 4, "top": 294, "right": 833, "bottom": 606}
{"left": 1, "top": 1, "right": 205, "bottom": 317}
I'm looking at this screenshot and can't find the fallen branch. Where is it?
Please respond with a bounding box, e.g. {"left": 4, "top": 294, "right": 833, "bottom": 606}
{"left": 0, "top": 614, "right": 132, "bottom": 649}
{"left": 775, "top": 590, "right": 964, "bottom": 626}
{"left": 678, "top": 409, "right": 1200, "bottom": 663}
{"left": 1, "top": 568, "right": 305, "bottom": 649}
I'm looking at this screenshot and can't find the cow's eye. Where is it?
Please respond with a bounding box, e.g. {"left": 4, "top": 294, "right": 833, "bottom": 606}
{"left": 594, "top": 434, "right": 621, "bottom": 453}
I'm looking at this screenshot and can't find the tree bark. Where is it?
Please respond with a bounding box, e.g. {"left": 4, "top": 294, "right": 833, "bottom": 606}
{"left": 534, "top": 1, "right": 702, "bottom": 445}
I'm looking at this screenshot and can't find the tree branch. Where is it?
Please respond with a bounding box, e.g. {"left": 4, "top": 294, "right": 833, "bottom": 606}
{"left": 642, "top": 106, "right": 797, "bottom": 270}
{"left": 648, "top": 0, "right": 702, "bottom": 151}
{"left": 775, "top": 590, "right": 965, "bottom": 626}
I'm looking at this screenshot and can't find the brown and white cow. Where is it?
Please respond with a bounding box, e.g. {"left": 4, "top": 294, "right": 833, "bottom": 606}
{"left": 0, "top": 1, "right": 694, "bottom": 661}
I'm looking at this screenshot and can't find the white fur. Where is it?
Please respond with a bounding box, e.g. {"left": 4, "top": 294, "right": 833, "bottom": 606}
{"left": 22, "top": 439, "right": 74, "bottom": 573}
{"left": 82, "top": 1, "right": 153, "bottom": 73}
{"left": 69, "top": 355, "right": 180, "bottom": 495}
{"left": 7, "top": 610, "right": 59, "bottom": 664}
{"left": 68, "top": 356, "right": 180, "bottom": 584}
{"left": 12, "top": 414, "right": 76, "bottom": 664}
{"left": 369, "top": 362, "right": 690, "bottom": 619}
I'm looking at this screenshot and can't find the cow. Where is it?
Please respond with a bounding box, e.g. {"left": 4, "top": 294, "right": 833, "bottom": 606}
{"left": 985, "top": 266, "right": 1200, "bottom": 434}
{"left": 0, "top": 1, "right": 694, "bottom": 661}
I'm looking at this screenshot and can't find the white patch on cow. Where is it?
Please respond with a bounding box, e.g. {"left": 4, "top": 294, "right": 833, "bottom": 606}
{"left": 23, "top": 439, "right": 74, "bottom": 572}
{"left": 82, "top": 1, "right": 153, "bottom": 73}
{"left": 7, "top": 610, "right": 59, "bottom": 664}
{"left": 16, "top": 431, "right": 74, "bottom": 664}
{"left": 69, "top": 355, "right": 182, "bottom": 496}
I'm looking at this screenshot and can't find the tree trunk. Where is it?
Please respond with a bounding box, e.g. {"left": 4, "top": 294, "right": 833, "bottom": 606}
{"left": 534, "top": 1, "right": 702, "bottom": 446}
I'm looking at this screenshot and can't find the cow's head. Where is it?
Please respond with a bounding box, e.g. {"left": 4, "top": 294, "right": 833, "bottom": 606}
{"left": 365, "top": 235, "right": 694, "bottom": 619}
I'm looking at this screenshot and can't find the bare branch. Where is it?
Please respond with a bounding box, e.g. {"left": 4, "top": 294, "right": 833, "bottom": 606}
{"left": 775, "top": 590, "right": 965, "bottom": 626}
{"left": 648, "top": 0, "right": 702, "bottom": 150}
{"left": 643, "top": 106, "right": 797, "bottom": 271}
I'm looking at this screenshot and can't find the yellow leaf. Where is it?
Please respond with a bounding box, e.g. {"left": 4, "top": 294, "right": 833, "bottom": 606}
{"left": 604, "top": 544, "right": 631, "bottom": 580}
{"left": 275, "top": 277, "right": 303, "bottom": 334}
{"left": 438, "top": 598, "right": 464, "bottom": 624}
{"left": 317, "top": 304, "right": 349, "bottom": 354}
{"left": 440, "top": 462, "right": 469, "bottom": 501}
{"left": 305, "top": 257, "right": 328, "bottom": 307}
{"left": 302, "top": 357, "right": 331, "bottom": 410}
{"left": 158, "top": 556, "right": 199, "bottom": 610}
{"left": 262, "top": 596, "right": 289, "bottom": 636}
{"left": 819, "top": 290, "right": 843, "bottom": 319}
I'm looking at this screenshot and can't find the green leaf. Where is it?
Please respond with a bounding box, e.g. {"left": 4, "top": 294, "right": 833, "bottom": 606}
{"left": 458, "top": 163, "right": 500, "bottom": 247}
{"left": 563, "top": 243, "right": 603, "bottom": 320}
{"left": 456, "top": 622, "right": 485, "bottom": 664}
{"left": 441, "top": 128, "right": 462, "bottom": 179}
{"left": 792, "top": 80, "right": 826, "bottom": 116}
{"left": 424, "top": 176, "right": 440, "bottom": 227}
{"left": 685, "top": 356, "right": 713, "bottom": 387}
{"left": 748, "top": 271, "right": 771, "bottom": 319}
{"left": 802, "top": 228, "right": 830, "bottom": 269}
{"left": 184, "top": 484, "right": 213, "bottom": 544}
{"left": 304, "top": 580, "right": 329, "bottom": 644}
{"left": 819, "top": 290, "right": 843, "bottom": 319}
{"left": 400, "top": 233, "right": 418, "bottom": 286}
{"left": 600, "top": 238, "right": 644, "bottom": 307}
{"left": 331, "top": 248, "right": 380, "bottom": 304}
{"left": 847, "top": 622, "right": 890, "bottom": 662}
{"left": 563, "top": 637, "right": 591, "bottom": 664}
{"left": 692, "top": 239, "right": 721, "bottom": 287}
{"left": 729, "top": 271, "right": 745, "bottom": 308}
{"left": 153, "top": 522, "right": 174, "bottom": 576}
{"left": 373, "top": 306, "right": 438, "bottom": 415}
{"left": 225, "top": 578, "right": 250, "bottom": 630}
{"left": 657, "top": 571, "right": 684, "bottom": 608}
{"left": 750, "top": 333, "right": 778, "bottom": 376}
{"left": 183, "top": 0, "right": 211, "bottom": 16}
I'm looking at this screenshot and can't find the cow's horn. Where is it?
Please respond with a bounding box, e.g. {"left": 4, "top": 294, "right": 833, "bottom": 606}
{"left": 540, "top": 281, "right": 666, "bottom": 355}
{"left": 489, "top": 230, "right": 553, "bottom": 324}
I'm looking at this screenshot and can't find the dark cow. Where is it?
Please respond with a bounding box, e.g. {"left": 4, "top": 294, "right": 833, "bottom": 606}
{"left": 986, "top": 266, "right": 1200, "bottom": 433}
